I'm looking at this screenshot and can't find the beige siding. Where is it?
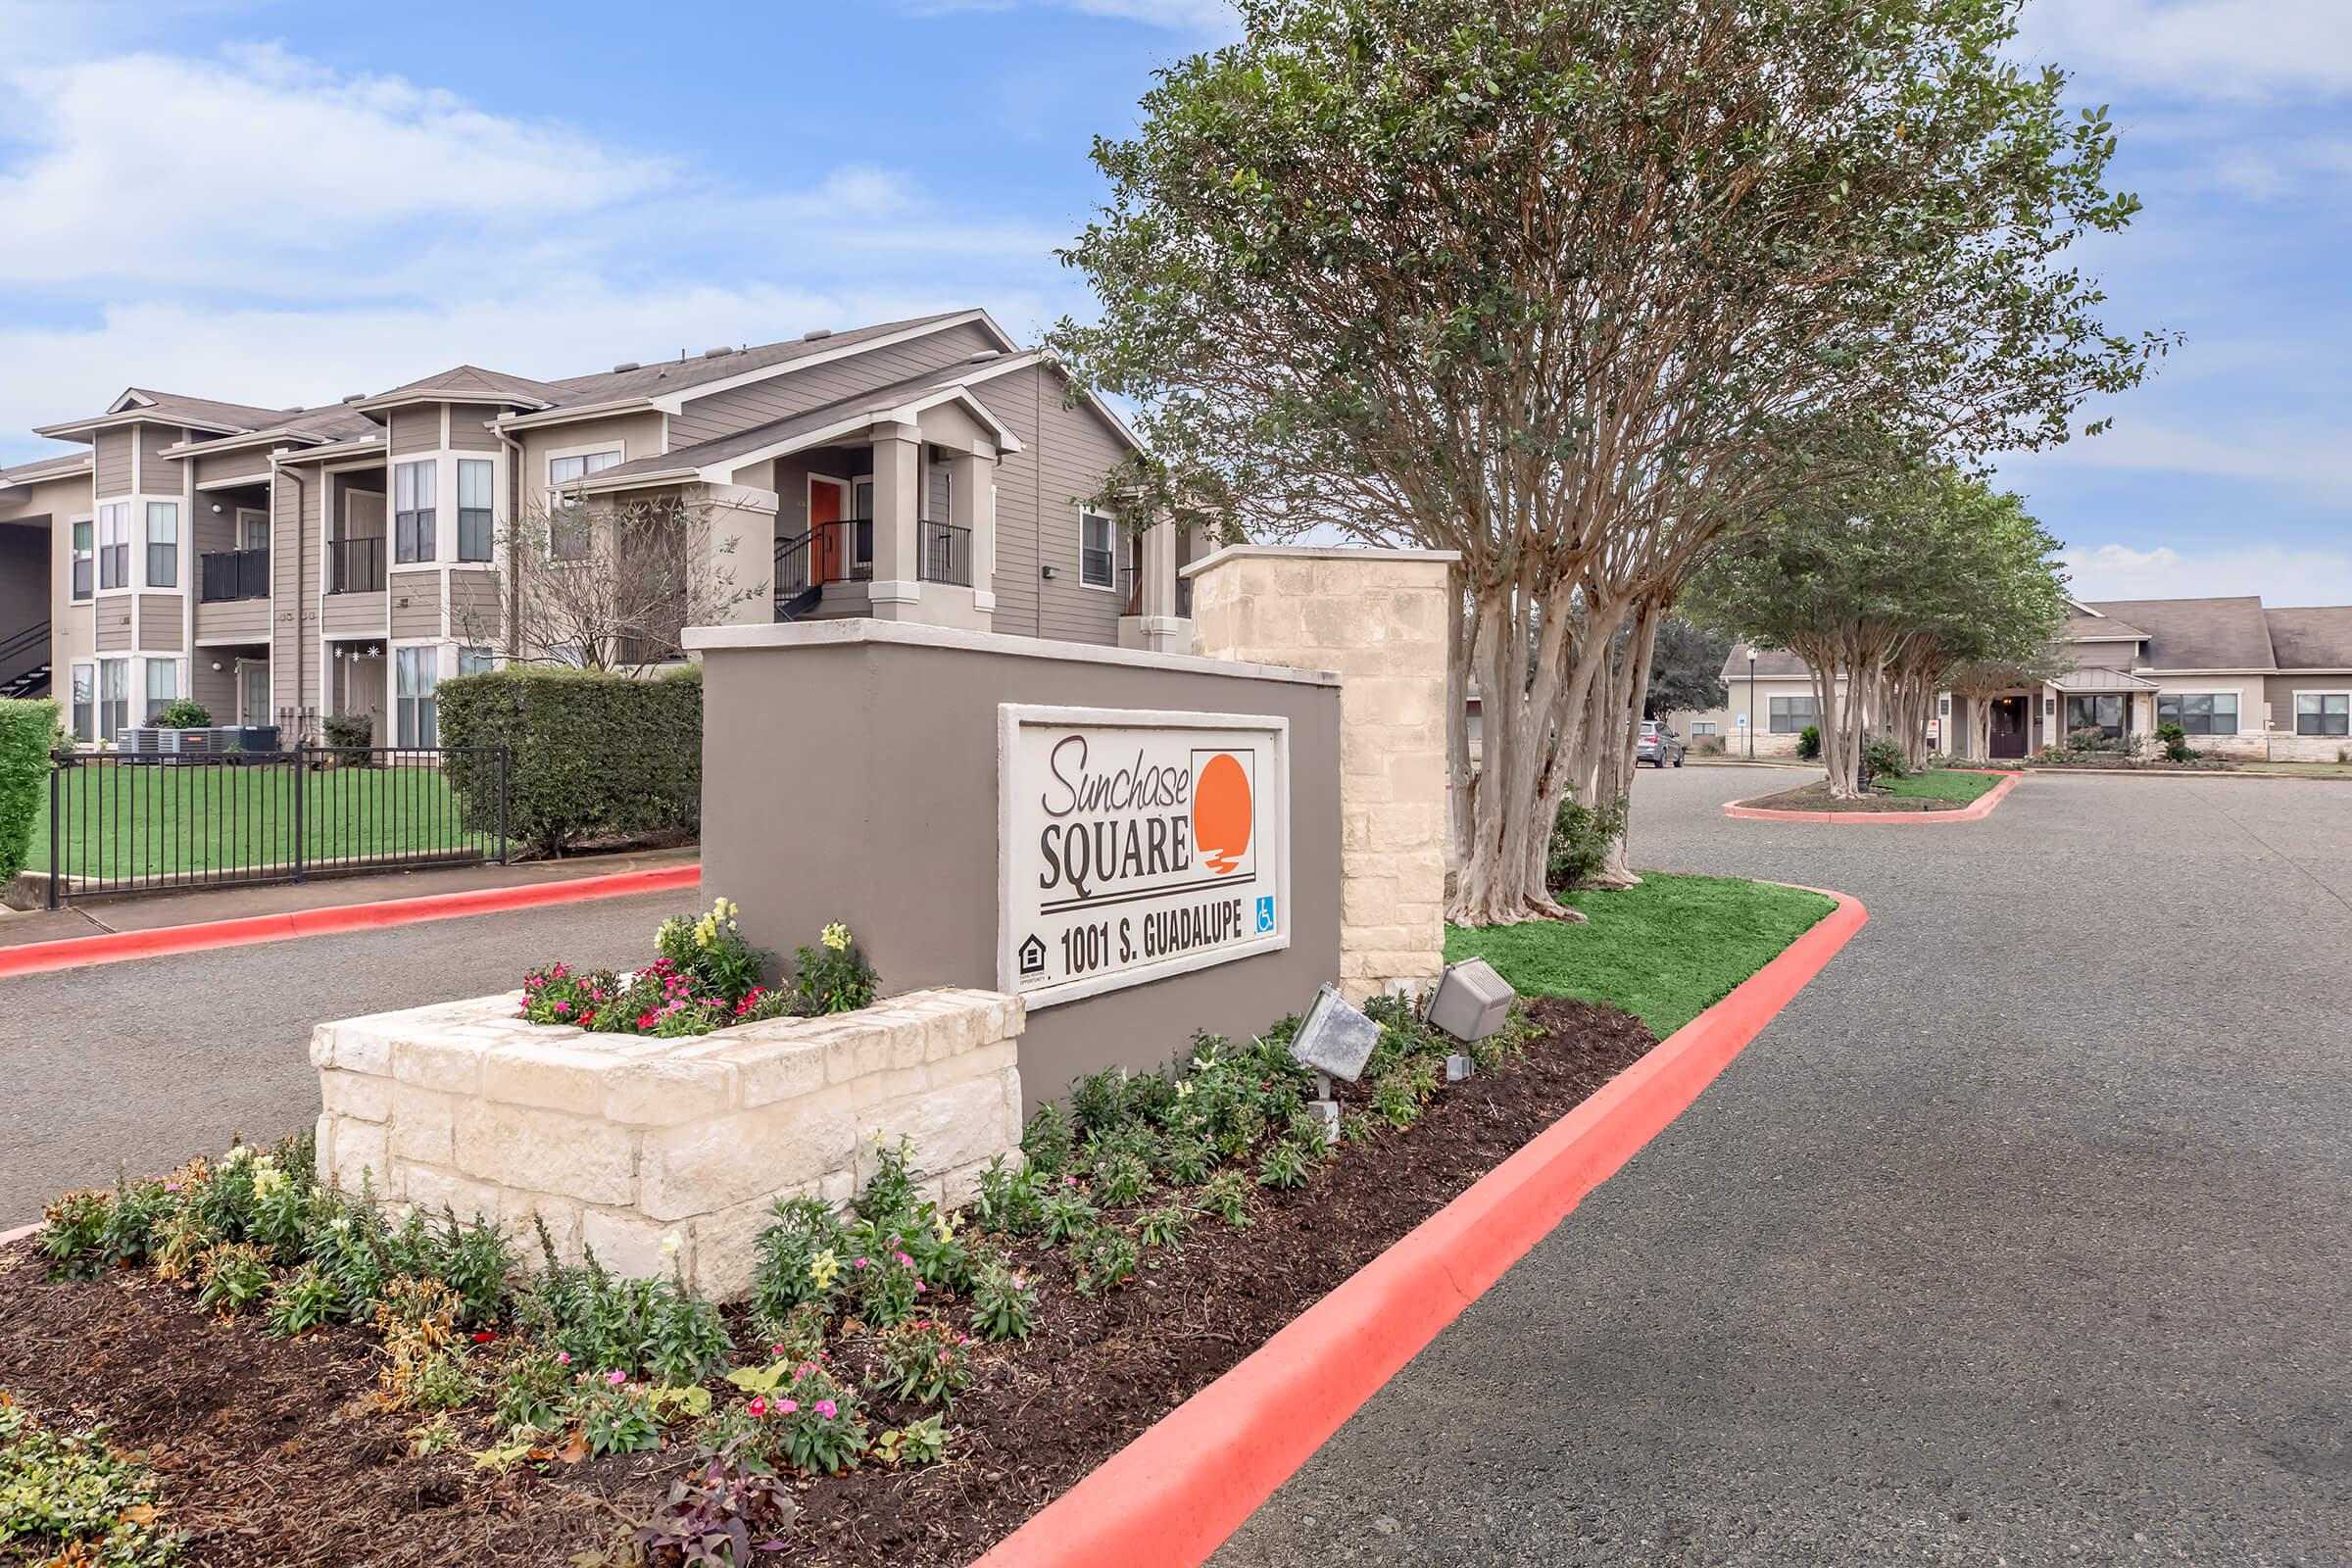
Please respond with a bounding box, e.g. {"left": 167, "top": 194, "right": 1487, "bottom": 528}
{"left": 17, "top": 473, "right": 96, "bottom": 675}
{"left": 389, "top": 407, "right": 439, "bottom": 456}
{"left": 518, "top": 412, "right": 666, "bottom": 514}
{"left": 196, "top": 596, "right": 270, "bottom": 643}
{"left": 984, "top": 362, "right": 1131, "bottom": 646}
{"left": 448, "top": 404, "right": 502, "bottom": 452}
{"left": 137, "top": 594, "right": 183, "bottom": 651}
{"left": 321, "top": 591, "right": 385, "bottom": 637}
{"left": 95, "top": 597, "right": 133, "bottom": 651}
{"left": 667, "top": 321, "right": 1004, "bottom": 447}
{"left": 137, "top": 423, "right": 184, "bottom": 491}
{"left": 389, "top": 569, "right": 442, "bottom": 638}
{"left": 95, "top": 431, "right": 134, "bottom": 497}
{"left": 272, "top": 465, "right": 328, "bottom": 725}
{"left": 449, "top": 569, "right": 503, "bottom": 646}
{"left": 194, "top": 454, "right": 270, "bottom": 489}
{"left": 2072, "top": 638, "right": 2140, "bottom": 671}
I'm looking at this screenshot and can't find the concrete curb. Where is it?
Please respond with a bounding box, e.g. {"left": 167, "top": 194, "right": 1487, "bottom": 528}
{"left": 971, "top": 885, "right": 1868, "bottom": 1568}
{"left": 0, "top": 864, "right": 703, "bottom": 980}
{"left": 1722, "top": 769, "right": 2019, "bottom": 824}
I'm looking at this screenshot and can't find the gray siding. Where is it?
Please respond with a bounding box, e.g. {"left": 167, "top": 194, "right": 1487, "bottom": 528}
{"left": 137, "top": 424, "right": 183, "bottom": 492}
{"left": 137, "top": 594, "right": 183, "bottom": 651}
{"left": 194, "top": 454, "right": 270, "bottom": 489}
{"left": 984, "top": 362, "right": 1131, "bottom": 647}
{"left": 272, "top": 466, "right": 325, "bottom": 723}
{"left": 321, "top": 591, "right": 385, "bottom": 637}
{"left": 667, "top": 321, "right": 1003, "bottom": 447}
{"left": 449, "top": 570, "right": 502, "bottom": 646}
{"left": 448, "top": 405, "right": 502, "bottom": 452}
{"left": 389, "top": 407, "right": 439, "bottom": 456}
{"left": 95, "top": 597, "right": 133, "bottom": 651}
{"left": 196, "top": 596, "right": 270, "bottom": 643}
{"left": 95, "top": 431, "right": 134, "bottom": 498}
{"left": 389, "top": 570, "right": 442, "bottom": 639}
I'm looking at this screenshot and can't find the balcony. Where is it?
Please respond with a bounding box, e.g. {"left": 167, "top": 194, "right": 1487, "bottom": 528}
{"left": 917, "top": 517, "right": 972, "bottom": 587}
{"left": 328, "top": 536, "right": 384, "bottom": 595}
{"left": 200, "top": 547, "right": 270, "bottom": 603}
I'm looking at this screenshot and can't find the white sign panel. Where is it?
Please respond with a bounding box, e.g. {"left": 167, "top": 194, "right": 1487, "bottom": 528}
{"left": 999, "top": 705, "right": 1291, "bottom": 1007}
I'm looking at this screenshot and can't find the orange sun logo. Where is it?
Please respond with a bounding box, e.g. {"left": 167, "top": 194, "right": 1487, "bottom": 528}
{"left": 1193, "top": 752, "right": 1253, "bottom": 874}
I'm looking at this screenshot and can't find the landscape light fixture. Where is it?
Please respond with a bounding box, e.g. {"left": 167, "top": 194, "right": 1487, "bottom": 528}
{"left": 1427, "top": 957, "right": 1514, "bottom": 1045}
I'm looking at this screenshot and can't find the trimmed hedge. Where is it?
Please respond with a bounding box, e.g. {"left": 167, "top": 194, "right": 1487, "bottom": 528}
{"left": 436, "top": 665, "right": 701, "bottom": 856}
{"left": 0, "top": 697, "right": 61, "bottom": 882}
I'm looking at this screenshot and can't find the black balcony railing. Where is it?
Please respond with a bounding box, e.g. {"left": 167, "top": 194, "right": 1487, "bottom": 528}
{"left": 773, "top": 518, "right": 874, "bottom": 598}
{"left": 917, "top": 517, "right": 973, "bottom": 586}
{"left": 200, "top": 547, "right": 270, "bottom": 602}
{"left": 328, "top": 535, "right": 383, "bottom": 594}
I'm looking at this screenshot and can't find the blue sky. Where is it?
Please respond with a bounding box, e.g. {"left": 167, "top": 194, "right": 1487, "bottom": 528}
{"left": 1, "top": 0, "right": 2344, "bottom": 602}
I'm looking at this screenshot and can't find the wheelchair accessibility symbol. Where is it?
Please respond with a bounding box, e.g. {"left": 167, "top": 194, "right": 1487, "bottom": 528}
{"left": 1254, "top": 896, "right": 1276, "bottom": 935}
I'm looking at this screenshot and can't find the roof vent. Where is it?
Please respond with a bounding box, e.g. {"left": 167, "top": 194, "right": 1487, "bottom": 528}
{"left": 612, "top": 361, "right": 641, "bottom": 373}
{"left": 801, "top": 327, "right": 834, "bottom": 342}
{"left": 968, "top": 349, "right": 1003, "bottom": 363}
{"left": 341, "top": 393, "right": 367, "bottom": 404}
{"left": 703, "top": 345, "right": 735, "bottom": 360}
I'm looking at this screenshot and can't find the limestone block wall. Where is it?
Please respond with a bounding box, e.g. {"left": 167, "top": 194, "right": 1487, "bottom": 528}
{"left": 1187, "top": 546, "right": 1454, "bottom": 1002}
{"left": 312, "top": 987, "right": 1023, "bottom": 1298}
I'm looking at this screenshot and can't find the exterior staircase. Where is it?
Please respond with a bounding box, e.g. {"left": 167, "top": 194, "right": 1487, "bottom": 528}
{"left": 0, "top": 620, "right": 49, "bottom": 700}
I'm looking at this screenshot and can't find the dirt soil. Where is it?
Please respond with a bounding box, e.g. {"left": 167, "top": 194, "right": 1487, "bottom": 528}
{"left": 1742, "top": 780, "right": 1968, "bottom": 812}
{"left": 0, "top": 998, "right": 1654, "bottom": 1568}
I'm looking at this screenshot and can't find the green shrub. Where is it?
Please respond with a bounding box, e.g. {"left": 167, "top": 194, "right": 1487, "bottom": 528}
{"left": 1859, "top": 733, "right": 1907, "bottom": 783}
{"left": 1544, "top": 789, "right": 1628, "bottom": 892}
{"left": 2156, "top": 720, "right": 2193, "bottom": 762}
{"left": 321, "top": 710, "right": 372, "bottom": 750}
{"left": 0, "top": 698, "right": 59, "bottom": 883}
{"left": 1796, "top": 724, "right": 1822, "bottom": 760}
{"left": 436, "top": 664, "right": 701, "bottom": 855}
{"left": 0, "top": 1396, "right": 185, "bottom": 1566}
{"left": 153, "top": 698, "right": 212, "bottom": 729}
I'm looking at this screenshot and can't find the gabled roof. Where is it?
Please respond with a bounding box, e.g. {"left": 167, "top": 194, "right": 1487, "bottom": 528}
{"left": 546, "top": 309, "right": 1009, "bottom": 410}
{"left": 34, "top": 387, "right": 301, "bottom": 441}
{"left": 352, "top": 365, "right": 558, "bottom": 416}
{"left": 1719, "top": 642, "right": 1813, "bottom": 681}
{"left": 2066, "top": 608, "right": 2144, "bottom": 642}
{"left": 2078, "top": 597, "right": 2278, "bottom": 670}
{"left": 0, "top": 451, "right": 95, "bottom": 486}
{"left": 2263, "top": 606, "right": 2352, "bottom": 670}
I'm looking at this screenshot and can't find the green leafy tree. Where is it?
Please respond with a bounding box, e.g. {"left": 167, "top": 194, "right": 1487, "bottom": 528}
{"left": 1051, "top": 0, "right": 2167, "bottom": 922}
{"left": 1644, "top": 617, "right": 1731, "bottom": 720}
{"left": 1690, "top": 465, "right": 2069, "bottom": 794}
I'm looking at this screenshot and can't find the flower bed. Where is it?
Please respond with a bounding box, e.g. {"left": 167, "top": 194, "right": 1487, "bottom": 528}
{"left": 0, "top": 990, "right": 1658, "bottom": 1567}
{"left": 519, "top": 900, "right": 878, "bottom": 1037}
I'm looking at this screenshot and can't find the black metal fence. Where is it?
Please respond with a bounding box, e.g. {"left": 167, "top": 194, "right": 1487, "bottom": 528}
{"left": 45, "top": 745, "right": 509, "bottom": 906}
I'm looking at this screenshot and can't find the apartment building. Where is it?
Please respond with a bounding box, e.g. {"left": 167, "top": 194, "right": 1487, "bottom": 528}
{"left": 0, "top": 308, "right": 1204, "bottom": 746}
{"left": 1696, "top": 595, "right": 2352, "bottom": 761}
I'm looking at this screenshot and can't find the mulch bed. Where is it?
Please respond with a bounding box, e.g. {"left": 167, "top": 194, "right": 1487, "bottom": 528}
{"left": 0, "top": 997, "right": 1654, "bottom": 1568}
{"left": 1741, "top": 780, "right": 1968, "bottom": 812}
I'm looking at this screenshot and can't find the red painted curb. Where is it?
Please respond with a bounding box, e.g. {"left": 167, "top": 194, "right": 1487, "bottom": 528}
{"left": 1722, "top": 768, "right": 2019, "bottom": 824}
{"left": 972, "top": 886, "right": 1868, "bottom": 1568}
{"left": 0, "top": 864, "right": 702, "bottom": 980}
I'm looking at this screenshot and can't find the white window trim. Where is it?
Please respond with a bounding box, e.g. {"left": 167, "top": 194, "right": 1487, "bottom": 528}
{"left": 70, "top": 661, "right": 96, "bottom": 742}
{"left": 234, "top": 656, "right": 270, "bottom": 725}
{"left": 2154, "top": 688, "right": 2244, "bottom": 737}
{"left": 454, "top": 455, "right": 499, "bottom": 565}
{"left": 235, "top": 507, "right": 270, "bottom": 552}
{"left": 545, "top": 440, "right": 625, "bottom": 507}
{"left": 143, "top": 499, "right": 180, "bottom": 589}
{"left": 1076, "top": 507, "right": 1118, "bottom": 593}
{"left": 69, "top": 514, "right": 94, "bottom": 601}
{"left": 392, "top": 457, "right": 441, "bottom": 566}
{"left": 391, "top": 640, "right": 450, "bottom": 748}
{"left": 2291, "top": 688, "right": 2352, "bottom": 738}
{"left": 95, "top": 502, "right": 133, "bottom": 594}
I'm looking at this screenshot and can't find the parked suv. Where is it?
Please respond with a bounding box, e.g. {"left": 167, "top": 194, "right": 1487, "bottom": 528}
{"left": 1637, "top": 720, "right": 1686, "bottom": 768}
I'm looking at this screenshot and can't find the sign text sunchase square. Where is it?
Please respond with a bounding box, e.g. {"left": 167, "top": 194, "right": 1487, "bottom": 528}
{"left": 1000, "top": 706, "right": 1291, "bottom": 1006}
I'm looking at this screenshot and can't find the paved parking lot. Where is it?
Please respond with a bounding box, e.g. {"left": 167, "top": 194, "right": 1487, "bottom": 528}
{"left": 1217, "top": 766, "right": 2352, "bottom": 1568}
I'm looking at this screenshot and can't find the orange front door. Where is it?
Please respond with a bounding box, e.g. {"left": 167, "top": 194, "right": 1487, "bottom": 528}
{"left": 810, "top": 480, "right": 844, "bottom": 584}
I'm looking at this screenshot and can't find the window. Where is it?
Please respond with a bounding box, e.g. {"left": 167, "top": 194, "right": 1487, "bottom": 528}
{"left": 1767, "top": 695, "right": 1818, "bottom": 733}
{"left": 2157, "top": 692, "right": 2237, "bottom": 737}
{"left": 97, "top": 504, "right": 129, "bottom": 589}
{"left": 237, "top": 508, "right": 270, "bottom": 551}
{"left": 71, "top": 662, "right": 94, "bottom": 741}
{"left": 458, "top": 459, "right": 494, "bottom": 562}
{"left": 98, "top": 659, "right": 128, "bottom": 742}
{"left": 2065, "top": 694, "right": 2124, "bottom": 738}
{"left": 144, "top": 502, "right": 177, "bottom": 587}
{"left": 394, "top": 460, "right": 437, "bottom": 564}
{"left": 547, "top": 450, "right": 619, "bottom": 561}
{"left": 458, "top": 646, "right": 494, "bottom": 677}
{"left": 395, "top": 647, "right": 439, "bottom": 748}
{"left": 1691, "top": 721, "right": 1717, "bottom": 736}
{"left": 71, "top": 519, "right": 92, "bottom": 600}
{"left": 2297, "top": 692, "right": 2351, "bottom": 738}
{"left": 1079, "top": 511, "right": 1116, "bottom": 589}
{"left": 143, "top": 658, "right": 178, "bottom": 722}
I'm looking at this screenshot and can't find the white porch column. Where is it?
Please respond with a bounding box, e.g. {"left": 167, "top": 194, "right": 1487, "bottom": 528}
{"left": 1122, "top": 517, "right": 1187, "bottom": 654}
{"left": 868, "top": 422, "right": 922, "bottom": 619}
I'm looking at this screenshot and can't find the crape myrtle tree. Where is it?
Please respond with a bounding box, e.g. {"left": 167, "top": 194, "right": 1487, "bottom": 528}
{"left": 1048, "top": 0, "right": 2167, "bottom": 924}
{"left": 1645, "top": 616, "right": 1732, "bottom": 721}
{"left": 1690, "top": 465, "right": 2069, "bottom": 795}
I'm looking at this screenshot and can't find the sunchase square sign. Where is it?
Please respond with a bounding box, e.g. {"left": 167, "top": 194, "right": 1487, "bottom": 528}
{"left": 998, "top": 705, "right": 1292, "bottom": 1006}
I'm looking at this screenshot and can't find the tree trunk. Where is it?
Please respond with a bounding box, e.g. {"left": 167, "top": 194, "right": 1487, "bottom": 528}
{"left": 1587, "top": 599, "right": 1658, "bottom": 891}
{"left": 1444, "top": 569, "right": 1471, "bottom": 893}
{"left": 1450, "top": 578, "right": 1591, "bottom": 926}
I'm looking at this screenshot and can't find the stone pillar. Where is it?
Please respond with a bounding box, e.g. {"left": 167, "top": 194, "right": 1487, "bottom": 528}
{"left": 1187, "top": 545, "right": 1455, "bottom": 1002}
{"left": 867, "top": 422, "right": 922, "bottom": 619}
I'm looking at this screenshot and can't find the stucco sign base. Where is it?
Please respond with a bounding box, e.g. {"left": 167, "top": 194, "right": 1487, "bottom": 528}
{"left": 311, "top": 987, "right": 1025, "bottom": 1298}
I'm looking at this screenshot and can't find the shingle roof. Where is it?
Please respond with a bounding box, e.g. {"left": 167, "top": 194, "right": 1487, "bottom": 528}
{"left": 358, "top": 365, "right": 559, "bottom": 411}
{"left": 537, "top": 310, "right": 986, "bottom": 406}
{"left": 2066, "top": 608, "right": 2145, "bottom": 642}
{"left": 2079, "top": 597, "right": 2278, "bottom": 670}
{"left": 2263, "top": 607, "right": 2352, "bottom": 670}
{"left": 1718, "top": 642, "right": 1812, "bottom": 680}
{"left": 0, "top": 451, "right": 93, "bottom": 484}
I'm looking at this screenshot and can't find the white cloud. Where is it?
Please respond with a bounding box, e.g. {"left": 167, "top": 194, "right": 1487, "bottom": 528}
{"left": 2001, "top": 416, "right": 2352, "bottom": 506}
{"left": 2016, "top": 0, "right": 2352, "bottom": 101}
{"left": 2061, "top": 542, "right": 2352, "bottom": 607}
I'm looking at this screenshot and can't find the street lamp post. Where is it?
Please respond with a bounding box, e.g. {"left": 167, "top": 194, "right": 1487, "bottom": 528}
{"left": 1746, "top": 650, "right": 1756, "bottom": 760}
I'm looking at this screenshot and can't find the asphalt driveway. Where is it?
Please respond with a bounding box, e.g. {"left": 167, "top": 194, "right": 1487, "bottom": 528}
{"left": 1215, "top": 766, "right": 2352, "bottom": 1567}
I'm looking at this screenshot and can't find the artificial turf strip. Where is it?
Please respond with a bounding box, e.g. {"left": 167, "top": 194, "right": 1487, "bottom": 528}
{"left": 1879, "top": 768, "right": 2001, "bottom": 804}
{"left": 1445, "top": 871, "right": 1838, "bottom": 1037}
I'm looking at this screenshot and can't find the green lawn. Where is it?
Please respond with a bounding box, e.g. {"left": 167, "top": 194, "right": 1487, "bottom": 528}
{"left": 1446, "top": 871, "right": 1837, "bottom": 1037}
{"left": 32, "top": 761, "right": 501, "bottom": 881}
{"left": 1880, "top": 767, "right": 2002, "bottom": 804}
